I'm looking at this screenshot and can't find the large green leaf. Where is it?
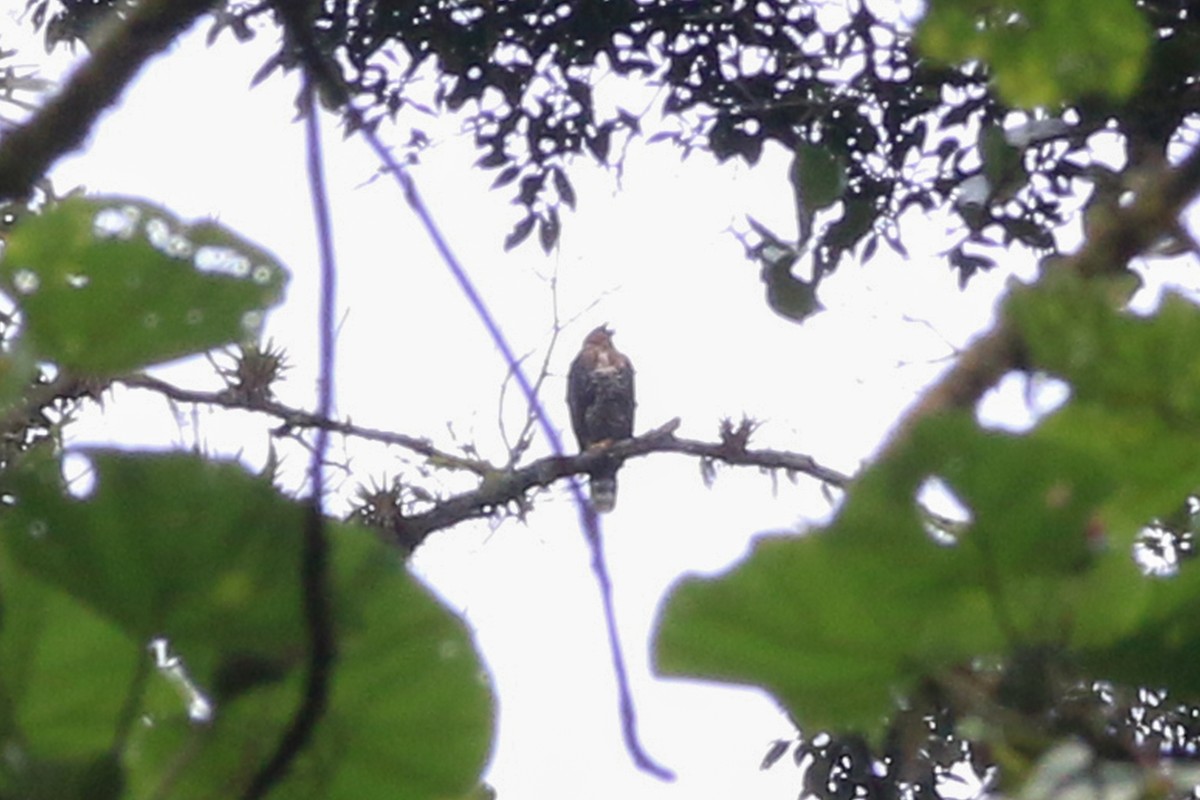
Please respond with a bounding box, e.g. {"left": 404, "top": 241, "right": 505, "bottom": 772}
{"left": 0, "top": 196, "right": 287, "bottom": 374}
{"left": 0, "top": 543, "right": 138, "bottom": 762}
{"left": 657, "top": 276, "right": 1200, "bottom": 732}
{"left": 0, "top": 452, "right": 494, "bottom": 799}
{"left": 120, "top": 523, "right": 495, "bottom": 800}
{"left": 918, "top": 0, "right": 1150, "bottom": 107}
{"left": 288, "top": 524, "right": 494, "bottom": 799}
{"left": 654, "top": 412, "right": 1120, "bottom": 731}
{"left": 4, "top": 451, "right": 307, "bottom": 661}
{"left": 1004, "top": 274, "right": 1200, "bottom": 693}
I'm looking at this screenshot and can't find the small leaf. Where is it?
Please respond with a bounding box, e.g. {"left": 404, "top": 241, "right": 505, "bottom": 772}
{"left": 586, "top": 124, "right": 612, "bottom": 162}
{"left": 250, "top": 54, "right": 283, "bottom": 88}
{"left": 948, "top": 246, "right": 996, "bottom": 281}
{"left": 504, "top": 215, "right": 536, "bottom": 251}
{"left": 979, "top": 124, "right": 1027, "bottom": 203}
{"left": 491, "top": 165, "right": 520, "bottom": 189}
{"left": 553, "top": 167, "right": 576, "bottom": 209}
{"left": 882, "top": 225, "right": 909, "bottom": 258}
{"left": 518, "top": 173, "right": 545, "bottom": 206}
{"left": 861, "top": 234, "right": 879, "bottom": 263}
{"left": 790, "top": 143, "right": 846, "bottom": 213}
{"left": 761, "top": 739, "right": 791, "bottom": 770}
{"left": 617, "top": 107, "right": 641, "bottom": 134}
{"left": 763, "top": 266, "right": 822, "bottom": 324}
{"left": 539, "top": 209, "right": 561, "bottom": 253}
{"left": 475, "top": 149, "right": 508, "bottom": 169}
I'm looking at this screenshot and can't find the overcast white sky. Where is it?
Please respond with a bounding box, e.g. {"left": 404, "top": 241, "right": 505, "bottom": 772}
{"left": 0, "top": 8, "right": 1110, "bottom": 799}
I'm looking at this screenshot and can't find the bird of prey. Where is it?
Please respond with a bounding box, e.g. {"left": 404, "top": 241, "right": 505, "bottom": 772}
{"left": 567, "top": 325, "right": 636, "bottom": 512}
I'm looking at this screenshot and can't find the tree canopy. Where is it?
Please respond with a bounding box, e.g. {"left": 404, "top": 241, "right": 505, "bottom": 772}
{"left": 244, "top": 0, "right": 1183, "bottom": 285}
{"left": 2, "top": 1, "right": 1200, "bottom": 799}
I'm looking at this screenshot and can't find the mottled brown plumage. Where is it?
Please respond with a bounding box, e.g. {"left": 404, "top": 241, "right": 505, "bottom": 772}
{"left": 567, "top": 325, "right": 635, "bottom": 512}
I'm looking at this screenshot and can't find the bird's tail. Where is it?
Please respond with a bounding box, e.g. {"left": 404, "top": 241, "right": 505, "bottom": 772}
{"left": 590, "top": 469, "right": 618, "bottom": 513}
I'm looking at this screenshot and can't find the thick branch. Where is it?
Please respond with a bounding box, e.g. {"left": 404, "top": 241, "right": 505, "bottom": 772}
{"left": 389, "top": 419, "right": 850, "bottom": 550}
{"left": 0, "top": 0, "right": 216, "bottom": 200}
{"left": 883, "top": 145, "right": 1200, "bottom": 452}
{"left": 117, "top": 376, "right": 846, "bottom": 545}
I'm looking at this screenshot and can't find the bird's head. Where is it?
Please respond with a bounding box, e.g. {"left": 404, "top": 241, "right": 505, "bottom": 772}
{"left": 583, "top": 325, "right": 614, "bottom": 347}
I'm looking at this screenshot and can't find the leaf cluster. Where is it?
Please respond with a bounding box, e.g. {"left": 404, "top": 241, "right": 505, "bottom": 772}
{"left": 199, "top": 0, "right": 1198, "bottom": 284}
{"left": 28, "top": 1, "right": 1192, "bottom": 283}
{"left": 656, "top": 266, "right": 1200, "bottom": 796}
{"left": 0, "top": 197, "right": 495, "bottom": 798}
{"left": 19, "top": 3, "right": 1200, "bottom": 798}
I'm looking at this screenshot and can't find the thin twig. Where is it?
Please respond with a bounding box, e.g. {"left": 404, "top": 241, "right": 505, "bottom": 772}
{"left": 118, "top": 373, "right": 495, "bottom": 474}
{"left": 502, "top": 272, "right": 566, "bottom": 468}
{"left": 496, "top": 346, "right": 535, "bottom": 457}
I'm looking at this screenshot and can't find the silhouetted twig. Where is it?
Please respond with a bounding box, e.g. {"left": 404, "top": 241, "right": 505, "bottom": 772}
{"left": 119, "top": 373, "right": 494, "bottom": 474}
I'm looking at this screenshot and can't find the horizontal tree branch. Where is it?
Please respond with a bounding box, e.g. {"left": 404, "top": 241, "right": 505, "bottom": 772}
{"left": 113, "top": 375, "right": 850, "bottom": 549}
{"left": 388, "top": 418, "right": 852, "bottom": 550}
{"left": 109, "top": 375, "right": 849, "bottom": 548}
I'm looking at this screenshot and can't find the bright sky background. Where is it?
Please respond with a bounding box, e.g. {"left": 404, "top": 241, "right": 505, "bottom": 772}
{"left": 3, "top": 8, "right": 1155, "bottom": 799}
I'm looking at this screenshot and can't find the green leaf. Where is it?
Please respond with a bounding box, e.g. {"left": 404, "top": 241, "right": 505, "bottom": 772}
{"left": 0, "top": 750, "right": 124, "bottom": 800}
{"left": 1004, "top": 273, "right": 1200, "bottom": 541}
{"left": 296, "top": 524, "right": 495, "bottom": 799}
{"left": 1002, "top": 275, "right": 1200, "bottom": 693}
{"left": 1, "top": 452, "right": 494, "bottom": 799}
{"left": 0, "top": 196, "right": 287, "bottom": 374}
{"left": 656, "top": 415, "right": 1002, "bottom": 731}
{"left": 979, "top": 124, "right": 1027, "bottom": 203}
{"left": 918, "top": 0, "right": 1150, "bottom": 107}
{"left": 657, "top": 274, "right": 1200, "bottom": 734}
{"left": 1009, "top": 275, "right": 1200, "bottom": 426}
{"left": 656, "top": 406, "right": 1165, "bottom": 731}
{"left": 3, "top": 451, "right": 307, "bottom": 660}
{"left": 791, "top": 144, "right": 845, "bottom": 212}
{"left": 122, "top": 524, "right": 494, "bottom": 800}
{"left": 0, "top": 544, "right": 139, "bottom": 761}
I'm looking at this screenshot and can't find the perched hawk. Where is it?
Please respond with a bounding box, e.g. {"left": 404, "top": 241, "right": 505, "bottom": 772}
{"left": 567, "top": 325, "right": 636, "bottom": 513}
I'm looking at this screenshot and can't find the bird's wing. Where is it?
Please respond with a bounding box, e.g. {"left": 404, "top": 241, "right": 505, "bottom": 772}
{"left": 567, "top": 350, "right": 596, "bottom": 449}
